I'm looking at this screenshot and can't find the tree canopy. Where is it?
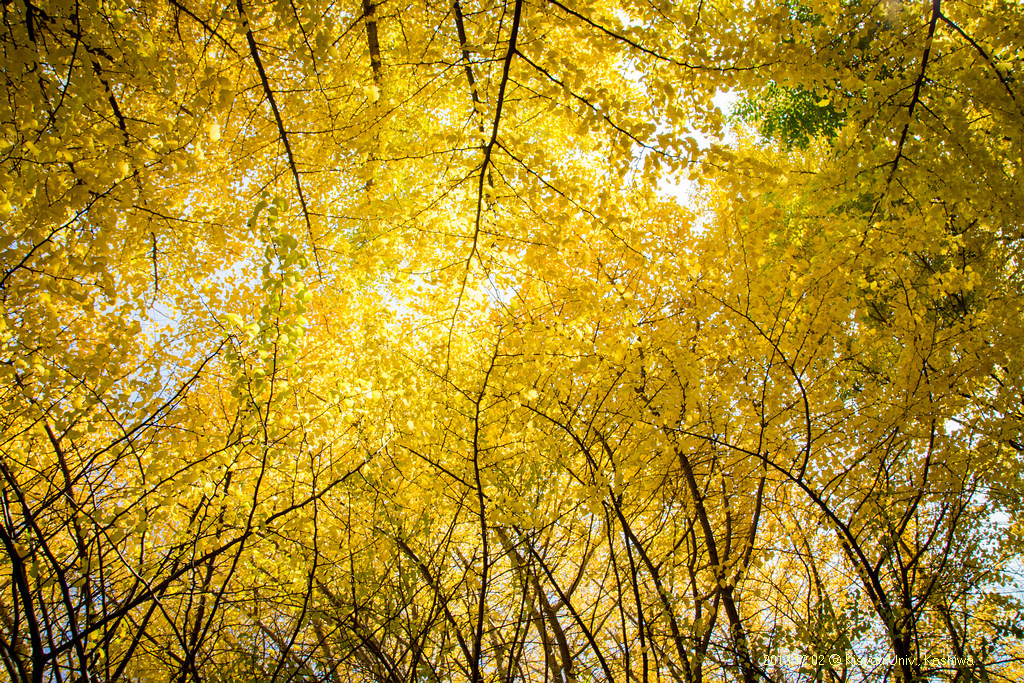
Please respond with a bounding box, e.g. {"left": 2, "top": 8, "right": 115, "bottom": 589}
{"left": 2, "top": 0, "right": 1023, "bottom": 682}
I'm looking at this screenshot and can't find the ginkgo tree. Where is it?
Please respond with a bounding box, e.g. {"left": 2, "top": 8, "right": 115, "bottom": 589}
{"left": 2, "top": 0, "right": 1023, "bottom": 682}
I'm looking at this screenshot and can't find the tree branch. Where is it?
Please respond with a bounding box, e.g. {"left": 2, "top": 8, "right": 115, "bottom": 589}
{"left": 237, "top": 0, "right": 323, "bottom": 279}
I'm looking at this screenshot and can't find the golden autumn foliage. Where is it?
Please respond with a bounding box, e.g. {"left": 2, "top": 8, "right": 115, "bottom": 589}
{"left": 2, "top": 0, "right": 1023, "bottom": 682}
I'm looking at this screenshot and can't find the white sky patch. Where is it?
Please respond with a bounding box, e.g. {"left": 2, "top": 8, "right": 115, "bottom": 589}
{"left": 659, "top": 89, "right": 741, "bottom": 206}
